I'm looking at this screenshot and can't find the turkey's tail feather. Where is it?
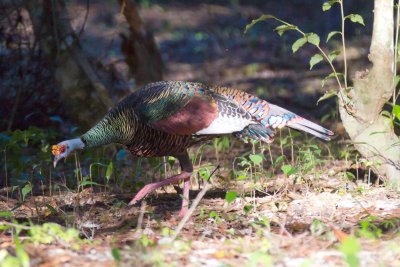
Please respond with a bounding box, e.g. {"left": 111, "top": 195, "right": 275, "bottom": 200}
{"left": 287, "top": 119, "right": 333, "bottom": 141}
{"left": 260, "top": 103, "right": 334, "bottom": 141}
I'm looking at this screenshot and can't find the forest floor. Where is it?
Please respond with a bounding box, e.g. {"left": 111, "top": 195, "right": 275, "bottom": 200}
{"left": 2, "top": 163, "right": 400, "bottom": 266}
{"left": 2, "top": 1, "right": 400, "bottom": 267}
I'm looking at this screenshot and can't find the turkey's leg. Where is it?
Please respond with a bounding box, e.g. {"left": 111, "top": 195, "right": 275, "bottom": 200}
{"left": 129, "top": 152, "right": 193, "bottom": 217}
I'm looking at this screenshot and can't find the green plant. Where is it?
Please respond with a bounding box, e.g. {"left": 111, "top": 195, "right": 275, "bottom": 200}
{"left": 209, "top": 210, "right": 222, "bottom": 224}
{"left": 310, "top": 219, "right": 327, "bottom": 237}
{"left": 338, "top": 236, "right": 361, "bottom": 267}
{"left": 0, "top": 236, "right": 30, "bottom": 267}
{"left": 225, "top": 191, "right": 238, "bottom": 204}
{"left": 138, "top": 233, "right": 155, "bottom": 247}
{"left": 247, "top": 239, "right": 273, "bottom": 267}
{"left": 213, "top": 136, "right": 231, "bottom": 162}
{"left": 0, "top": 127, "right": 57, "bottom": 199}
{"left": 245, "top": 0, "right": 400, "bottom": 181}
{"left": 357, "top": 216, "right": 382, "bottom": 239}
{"left": 111, "top": 247, "right": 121, "bottom": 263}
{"left": 281, "top": 164, "right": 297, "bottom": 177}
{"left": 250, "top": 216, "right": 271, "bottom": 236}
{"left": 298, "top": 144, "right": 323, "bottom": 173}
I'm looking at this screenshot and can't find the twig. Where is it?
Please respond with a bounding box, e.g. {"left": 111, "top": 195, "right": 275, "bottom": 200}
{"left": 340, "top": 0, "right": 348, "bottom": 89}
{"left": 171, "top": 182, "right": 211, "bottom": 241}
{"left": 171, "top": 166, "right": 219, "bottom": 241}
{"left": 278, "top": 215, "right": 292, "bottom": 237}
{"left": 136, "top": 200, "right": 146, "bottom": 231}
{"left": 78, "top": 0, "right": 90, "bottom": 37}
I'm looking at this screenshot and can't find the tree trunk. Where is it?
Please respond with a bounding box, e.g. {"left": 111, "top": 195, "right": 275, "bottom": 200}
{"left": 25, "top": 0, "right": 115, "bottom": 127}
{"left": 338, "top": 0, "right": 400, "bottom": 183}
{"left": 118, "top": 0, "right": 163, "bottom": 87}
{"left": 25, "top": 0, "right": 163, "bottom": 127}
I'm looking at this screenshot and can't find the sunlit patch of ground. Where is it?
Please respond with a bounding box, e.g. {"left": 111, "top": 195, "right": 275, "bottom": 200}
{"left": 2, "top": 166, "right": 400, "bottom": 266}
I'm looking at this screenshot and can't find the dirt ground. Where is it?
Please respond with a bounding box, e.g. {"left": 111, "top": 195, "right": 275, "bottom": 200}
{"left": 2, "top": 1, "right": 400, "bottom": 267}
{"left": 2, "top": 160, "right": 400, "bottom": 266}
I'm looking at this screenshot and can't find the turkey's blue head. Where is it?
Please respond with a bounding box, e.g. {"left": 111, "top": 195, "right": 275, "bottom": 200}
{"left": 52, "top": 138, "right": 85, "bottom": 167}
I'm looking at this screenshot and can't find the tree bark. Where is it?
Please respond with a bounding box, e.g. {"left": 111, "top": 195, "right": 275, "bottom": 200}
{"left": 24, "top": 0, "right": 163, "bottom": 127}
{"left": 118, "top": 0, "right": 163, "bottom": 87}
{"left": 25, "top": 0, "right": 115, "bottom": 127}
{"left": 338, "top": 0, "right": 400, "bottom": 183}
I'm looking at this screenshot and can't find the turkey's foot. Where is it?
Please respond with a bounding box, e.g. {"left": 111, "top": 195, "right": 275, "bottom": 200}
{"left": 128, "top": 171, "right": 192, "bottom": 216}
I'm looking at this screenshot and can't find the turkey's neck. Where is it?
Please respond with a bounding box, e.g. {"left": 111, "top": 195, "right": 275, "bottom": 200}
{"left": 70, "top": 138, "right": 85, "bottom": 150}
{"left": 80, "top": 107, "right": 138, "bottom": 148}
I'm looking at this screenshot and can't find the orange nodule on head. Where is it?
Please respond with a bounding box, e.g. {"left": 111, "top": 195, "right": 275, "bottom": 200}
{"left": 51, "top": 144, "right": 66, "bottom": 156}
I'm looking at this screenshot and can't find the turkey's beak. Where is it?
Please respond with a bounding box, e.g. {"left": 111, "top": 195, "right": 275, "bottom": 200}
{"left": 53, "top": 156, "right": 60, "bottom": 168}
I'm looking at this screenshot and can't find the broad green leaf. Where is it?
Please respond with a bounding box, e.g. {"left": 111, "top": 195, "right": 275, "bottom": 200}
{"left": 317, "top": 90, "right": 337, "bottom": 105}
{"left": 338, "top": 236, "right": 361, "bottom": 267}
{"left": 249, "top": 154, "right": 263, "bottom": 165}
{"left": 326, "top": 31, "right": 341, "bottom": 42}
{"left": 309, "top": 54, "right": 324, "bottom": 70}
{"left": 394, "top": 105, "right": 400, "bottom": 121}
{"left": 328, "top": 50, "right": 341, "bottom": 62}
{"left": 199, "top": 167, "right": 211, "bottom": 181}
{"left": 105, "top": 161, "right": 113, "bottom": 182}
{"left": 15, "top": 242, "right": 30, "bottom": 267}
{"left": 292, "top": 37, "right": 307, "bottom": 53}
{"left": 245, "top": 14, "right": 276, "bottom": 34}
{"left": 274, "top": 155, "right": 286, "bottom": 165}
{"left": 345, "top": 14, "right": 365, "bottom": 26}
{"left": 225, "top": 191, "right": 238, "bottom": 204}
{"left": 243, "top": 205, "right": 253, "bottom": 214}
{"left": 111, "top": 248, "right": 121, "bottom": 262}
{"left": 274, "top": 24, "right": 297, "bottom": 36}
{"left": 21, "top": 183, "right": 32, "bottom": 201}
{"left": 209, "top": 210, "right": 217, "bottom": 218}
{"left": 307, "top": 33, "right": 320, "bottom": 46}
{"left": 322, "top": 0, "right": 340, "bottom": 11}
{"left": 281, "top": 165, "right": 297, "bottom": 176}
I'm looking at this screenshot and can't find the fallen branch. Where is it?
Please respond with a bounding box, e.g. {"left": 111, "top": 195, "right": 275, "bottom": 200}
{"left": 171, "top": 165, "right": 219, "bottom": 241}
{"left": 171, "top": 182, "right": 211, "bottom": 241}
{"left": 136, "top": 200, "right": 147, "bottom": 231}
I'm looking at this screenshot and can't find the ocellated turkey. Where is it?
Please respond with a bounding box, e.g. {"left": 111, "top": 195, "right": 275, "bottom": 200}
{"left": 52, "top": 81, "right": 333, "bottom": 217}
